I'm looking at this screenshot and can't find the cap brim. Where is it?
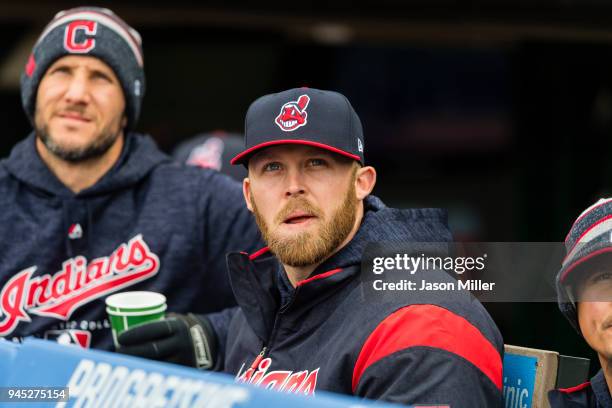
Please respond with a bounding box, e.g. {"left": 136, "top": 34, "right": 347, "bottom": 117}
{"left": 230, "top": 139, "right": 361, "bottom": 165}
{"left": 560, "top": 245, "right": 612, "bottom": 283}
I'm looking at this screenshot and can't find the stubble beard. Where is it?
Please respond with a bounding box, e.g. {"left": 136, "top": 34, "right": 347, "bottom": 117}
{"left": 35, "top": 111, "right": 123, "bottom": 163}
{"left": 251, "top": 178, "right": 358, "bottom": 268}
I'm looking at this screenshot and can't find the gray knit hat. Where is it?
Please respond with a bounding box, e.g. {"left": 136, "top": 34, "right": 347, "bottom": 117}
{"left": 20, "top": 7, "right": 145, "bottom": 130}
{"left": 556, "top": 198, "right": 612, "bottom": 333}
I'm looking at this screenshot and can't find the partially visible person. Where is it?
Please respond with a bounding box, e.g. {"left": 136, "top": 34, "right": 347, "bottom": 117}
{"left": 550, "top": 198, "right": 612, "bottom": 407}
{"left": 172, "top": 131, "right": 246, "bottom": 181}
{"left": 0, "top": 6, "right": 261, "bottom": 354}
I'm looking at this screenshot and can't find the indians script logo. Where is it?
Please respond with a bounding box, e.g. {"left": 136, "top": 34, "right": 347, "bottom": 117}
{"left": 236, "top": 357, "right": 319, "bottom": 395}
{"left": 0, "top": 234, "right": 159, "bottom": 336}
{"left": 275, "top": 94, "right": 310, "bottom": 132}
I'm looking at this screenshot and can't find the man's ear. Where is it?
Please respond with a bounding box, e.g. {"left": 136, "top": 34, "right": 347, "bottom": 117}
{"left": 121, "top": 115, "right": 128, "bottom": 129}
{"left": 243, "top": 178, "right": 254, "bottom": 212}
{"left": 355, "top": 166, "right": 377, "bottom": 201}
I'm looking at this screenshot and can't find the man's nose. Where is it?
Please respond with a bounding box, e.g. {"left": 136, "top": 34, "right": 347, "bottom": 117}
{"left": 285, "top": 169, "right": 306, "bottom": 197}
{"left": 63, "top": 75, "right": 90, "bottom": 104}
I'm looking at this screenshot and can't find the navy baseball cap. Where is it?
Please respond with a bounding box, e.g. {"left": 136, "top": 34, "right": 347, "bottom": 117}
{"left": 230, "top": 88, "right": 365, "bottom": 166}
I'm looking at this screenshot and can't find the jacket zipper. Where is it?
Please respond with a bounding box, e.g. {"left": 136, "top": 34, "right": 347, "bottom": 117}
{"left": 249, "top": 312, "right": 283, "bottom": 369}
{"left": 249, "top": 346, "right": 267, "bottom": 370}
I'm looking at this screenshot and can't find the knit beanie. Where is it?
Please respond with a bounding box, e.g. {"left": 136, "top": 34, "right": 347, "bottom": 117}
{"left": 20, "top": 7, "right": 145, "bottom": 129}
{"left": 557, "top": 198, "right": 612, "bottom": 333}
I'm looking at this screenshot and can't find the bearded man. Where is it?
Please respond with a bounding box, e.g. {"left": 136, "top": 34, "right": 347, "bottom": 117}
{"left": 220, "top": 88, "right": 505, "bottom": 406}
{"left": 0, "top": 7, "right": 261, "bottom": 356}
{"left": 120, "top": 88, "right": 504, "bottom": 406}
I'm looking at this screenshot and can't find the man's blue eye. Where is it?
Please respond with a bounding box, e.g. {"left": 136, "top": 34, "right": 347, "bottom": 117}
{"left": 264, "top": 163, "right": 281, "bottom": 171}
{"left": 310, "top": 159, "right": 325, "bottom": 166}
{"left": 92, "top": 72, "right": 113, "bottom": 82}
{"left": 51, "top": 67, "right": 71, "bottom": 75}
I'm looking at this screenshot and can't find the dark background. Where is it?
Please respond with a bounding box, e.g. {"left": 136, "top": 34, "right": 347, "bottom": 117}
{"left": 2, "top": 0, "right": 612, "bottom": 376}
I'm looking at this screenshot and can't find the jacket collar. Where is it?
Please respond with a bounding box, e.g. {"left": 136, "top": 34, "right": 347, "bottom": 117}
{"left": 226, "top": 196, "right": 451, "bottom": 341}
{"left": 227, "top": 247, "right": 358, "bottom": 342}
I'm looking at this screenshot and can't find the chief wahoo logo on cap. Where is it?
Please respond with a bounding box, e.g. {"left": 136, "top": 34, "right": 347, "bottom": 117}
{"left": 275, "top": 94, "right": 310, "bottom": 132}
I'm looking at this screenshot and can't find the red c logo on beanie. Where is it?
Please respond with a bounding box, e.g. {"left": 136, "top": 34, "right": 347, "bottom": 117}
{"left": 64, "top": 20, "right": 97, "bottom": 53}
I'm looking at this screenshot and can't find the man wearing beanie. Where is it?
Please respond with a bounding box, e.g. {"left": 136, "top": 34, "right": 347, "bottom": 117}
{"left": 0, "top": 6, "right": 262, "bottom": 364}
{"left": 550, "top": 198, "right": 612, "bottom": 407}
{"left": 123, "top": 88, "right": 504, "bottom": 405}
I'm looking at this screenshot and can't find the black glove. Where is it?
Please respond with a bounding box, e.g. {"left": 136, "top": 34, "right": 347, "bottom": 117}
{"left": 116, "top": 313, "right": 217, "bottom": 370}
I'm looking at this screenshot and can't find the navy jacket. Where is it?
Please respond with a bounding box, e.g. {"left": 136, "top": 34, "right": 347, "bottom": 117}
{"left": 223, "top": 196, "right": 504, "bottom": 406}
{"left": 549, "top": 370, "right": 612, "bottom": 408}
{"left": 0, "top": 133, "right": 261, "bottom": 350}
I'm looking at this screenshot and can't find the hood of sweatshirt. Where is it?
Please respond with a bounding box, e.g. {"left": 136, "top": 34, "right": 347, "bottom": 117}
{"left": 1, "top": 132, "right": 170, "bottom": 257}
{"left": 3, "top": 132, "right": 169, "bottom": 198}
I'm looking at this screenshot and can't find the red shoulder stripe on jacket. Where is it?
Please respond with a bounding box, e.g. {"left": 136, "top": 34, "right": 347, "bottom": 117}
{"left": 351, "top": 304, "right": 502, "bottom": 392}
{"left": 558, "top": 382, "right": 590, "bottom": 394}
